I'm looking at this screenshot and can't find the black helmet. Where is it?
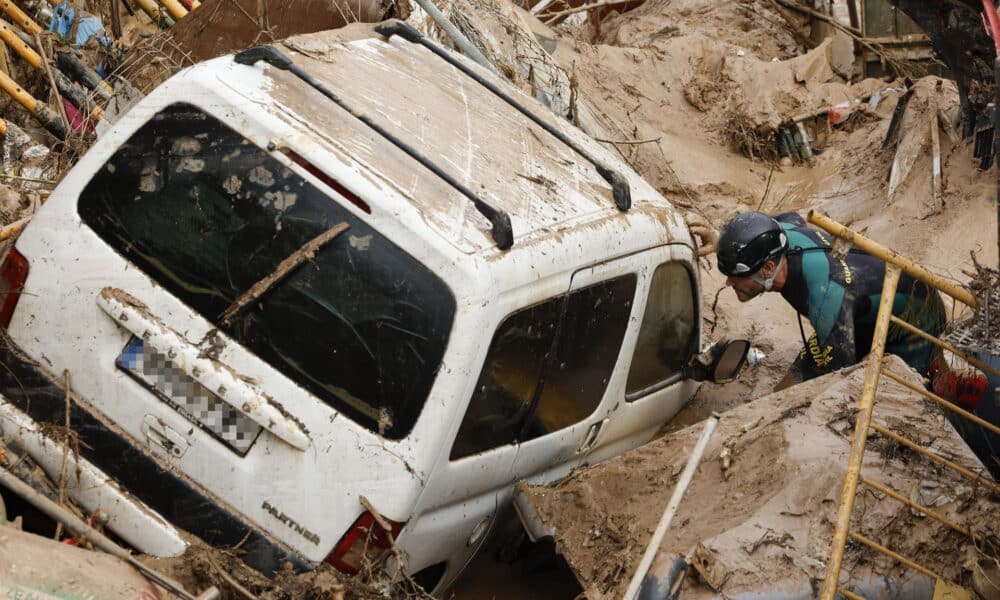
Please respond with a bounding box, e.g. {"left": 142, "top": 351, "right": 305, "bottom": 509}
{"left": 716, "top": 212, "right": 788, "bottom": 277}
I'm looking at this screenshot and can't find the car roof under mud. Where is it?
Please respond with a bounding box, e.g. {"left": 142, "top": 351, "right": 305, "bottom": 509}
{"left": 252, "top": 30, "right": 686, "bottom": 255}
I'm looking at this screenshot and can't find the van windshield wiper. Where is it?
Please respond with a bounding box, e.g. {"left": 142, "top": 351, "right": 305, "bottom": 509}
{"left": 218, "top": 221, "right": 350, "bottom": 324}
{"left": 233, "top": 45, "right": 515, "bottom": 251}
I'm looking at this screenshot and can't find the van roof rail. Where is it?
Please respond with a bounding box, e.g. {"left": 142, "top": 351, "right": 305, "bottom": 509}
{"left": 233, "top": 45, "right": 515, "bottom": 250}
{"left": 374, "top": 19, "right": 632, "bottom": 213}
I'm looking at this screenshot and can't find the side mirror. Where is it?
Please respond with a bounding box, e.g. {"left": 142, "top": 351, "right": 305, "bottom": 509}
{"left": 686, "top": 339, "right": 751, "bottom": 383}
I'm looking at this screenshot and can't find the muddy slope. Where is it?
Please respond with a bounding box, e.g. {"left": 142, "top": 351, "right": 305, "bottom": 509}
{"left": 521, "top": 356, "right": 999, "bottom": 599}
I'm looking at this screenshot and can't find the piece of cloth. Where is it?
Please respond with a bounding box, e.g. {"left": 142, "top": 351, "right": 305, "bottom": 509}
{"left": 49, "top": 2, "right": 109, "bottom": 76}
{"left": 49, "top": 2, "right": 109, "bottom": 47}
{"left": 929, "top": 358, "right": 988, "bottom": 409}
{"left": 773, "top": 212, "right": 947, "bottom": 381}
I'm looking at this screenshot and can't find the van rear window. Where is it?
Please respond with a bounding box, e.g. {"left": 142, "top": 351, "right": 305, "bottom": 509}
{"left": 78, "top": 103, "right": 456, "bottom": 440}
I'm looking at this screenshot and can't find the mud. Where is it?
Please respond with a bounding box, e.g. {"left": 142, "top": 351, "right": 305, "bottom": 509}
{"left": 521, "top": 357, "right": 1000, "bottom": 599}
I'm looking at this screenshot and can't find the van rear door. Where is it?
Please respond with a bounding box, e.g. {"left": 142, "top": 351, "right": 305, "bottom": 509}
{"left": 7, "top": 101, "right": 456, "bottom": 564}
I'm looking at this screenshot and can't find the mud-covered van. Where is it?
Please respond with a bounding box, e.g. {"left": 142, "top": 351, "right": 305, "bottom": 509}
{"left": 0, "top": 21, "right": 745, "bottom": 595}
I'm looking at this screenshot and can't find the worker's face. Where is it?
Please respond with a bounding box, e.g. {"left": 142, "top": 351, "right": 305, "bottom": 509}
{"left": 725, "top": 260, "right": 775, "bottom": 302}
{"left": 726, "top": 274, "right": 766, "bottom": 302}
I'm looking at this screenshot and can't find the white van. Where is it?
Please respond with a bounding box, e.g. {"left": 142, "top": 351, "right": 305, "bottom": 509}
{"left": 0, "top": 21, "right": 745, "bottom": 594}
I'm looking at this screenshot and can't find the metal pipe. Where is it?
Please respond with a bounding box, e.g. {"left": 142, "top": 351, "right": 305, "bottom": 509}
{"left": 881, "top": 369, "right": 1000, "bottom": 437}
{"left": 157, "top": 0, "right": 188, "bottom": 21}
{"left": 930, "top": 112, "right": 941, "bottom": 212}
{"left": 860, "top": 477, "right": 988, "bottom": 547}
{"left": 407, "top": 0, "right": 493, "bottom": 71}
{"left": 0, "top": 68, "right": 65, "bottom": 139}
{"left": 870, "top": 422, "right": 1000, "bottom": 495}
{"left": 0, "top": 21, "right": 104, "bottom": 121}
{"left": 0, "top": 465, "right": 219, "bottom": 600}
{"left": 132, "top": 0, "right": 173, "bottom": 28}
{"left": 0, "top": 0, "right": 41, "bottom": 34}
{"left": 0, "top": 19, "right": 38, "bottom": 66}
{"left": 888, "top": 315, "right": 1000, "bottom": 381}
{"left": 808, "top": 210, "right": 979, "bottom": 309}
{"left": 623, "top": 413, "right": 720, "bottom": 600}
{"left": 848, "top": 532, "right": 940, "bottom": 581}
{"left": 55, "top": 52, "right": 113, "bottom": 99}
{"left": 795, "top": 121, "right": 813, "bottom": 161}
{"left": 820, "top": 265, "right": 901, "bottom": 600}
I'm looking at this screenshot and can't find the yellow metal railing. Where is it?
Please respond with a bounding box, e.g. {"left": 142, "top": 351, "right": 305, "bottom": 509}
{"left": 808, "top": 211, "right": 996, "bottom": 600}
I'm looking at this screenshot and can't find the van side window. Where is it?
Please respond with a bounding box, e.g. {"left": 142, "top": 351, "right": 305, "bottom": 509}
{"left": 450, "top": 276, "right": 636, "bottom": 460}
{"left": 626, "top": 262, "right": 697, "bottom": 398}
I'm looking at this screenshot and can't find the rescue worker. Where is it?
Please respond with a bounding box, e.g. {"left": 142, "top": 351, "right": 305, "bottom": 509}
{"left": 715, "top": 211, "right": 986, "bottom": 407}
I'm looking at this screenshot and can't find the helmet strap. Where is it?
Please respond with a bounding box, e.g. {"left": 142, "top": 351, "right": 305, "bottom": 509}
{"left": 750, "top": 254, "right": 784, "bottom": 291}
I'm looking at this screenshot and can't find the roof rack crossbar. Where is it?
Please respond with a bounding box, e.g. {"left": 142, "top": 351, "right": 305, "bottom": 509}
{"left": 374, "top": 20, "right": 631, "bottom": 212}
{"left": 233, "top": 45, "right": 514, "bottom": 250}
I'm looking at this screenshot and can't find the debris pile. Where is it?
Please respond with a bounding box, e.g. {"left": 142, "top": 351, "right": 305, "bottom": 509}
{"left": 519, "top": 357, "right": 1000, "bottom": 599}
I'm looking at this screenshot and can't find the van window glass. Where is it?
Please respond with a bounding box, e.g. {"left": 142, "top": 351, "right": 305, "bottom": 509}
{"left": 626, "top": 262, "right": 697, "bottom": 397}
{"left": 78, "top": 103, "right": 455, "bottom": 440}
{"left": 451, "top": 275, "right": 635, "bottom": 460}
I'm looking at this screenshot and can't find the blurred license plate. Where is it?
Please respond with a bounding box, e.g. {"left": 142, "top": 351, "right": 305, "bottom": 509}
{"left": 117, "top": 336, "right": 262, "bottom": 454}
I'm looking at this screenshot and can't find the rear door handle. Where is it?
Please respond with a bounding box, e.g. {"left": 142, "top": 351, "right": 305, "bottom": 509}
{"left": 98, "top": 287, "right": 311, "bottom": 451}
{"left": 577, "top": 418, "right": 608, "bottom": 454}
{"left": 142, "top": 414, "right": 188, "bottom": 458}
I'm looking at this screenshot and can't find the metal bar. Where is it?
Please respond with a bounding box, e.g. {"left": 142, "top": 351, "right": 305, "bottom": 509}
{"left": 0, "top": 68, "right": 65, "bottom": 139}
{"left": 0, "top": 0, "right": 41, "bottom": 34}
{"left": 623, "top": 413, "right": 720, "bottom": 600}
{"left": 838, "top": 588, "right": 866, "bottom": 600}
{"left": 820, "top": 265, "right": 901, "bottom": 600}
{"left": 930, "top": 111, "right": 941, "bottom": 211}
{"left": 132, "top": 0, "right": 173, "bottom": 27}
{"left": 888, "top": 315, "right": 1000, "bottom": 381}
{"left": 0, "top": 19, "right": 38, "bottom": 67}
{"left": 848, "top": 532, "right": 940, "bottom": 580}
{"left": 407, "top": 0, "right": 492, "bottom": 71}
{"left": 881, "top": 369, "right": 1000, "bottom": 438}
{"left": 157, "top": 0, "right": 189, "bottom": 21}
{"left": 795, "top": 121, "right": 813, "bottom": 160}
{"left": 110, "top": 0, "right": 122, "bottom": 38}
{"left": 0, "top": 20, "right": 103, "bottom": 120}
{"left": 870, "top": 423, "right": 1000, "bottom": 494}
{"left": 808, "top": 210, "right": 978, "bottom": 308}
{"left": 234, "top": 45, "right": 514, "bottom": 250}
{"left": 0, "top": 465, "right": 216, "bottom": 600}
{"left": 55, "top": 52, "right": 113, "bottom": 99}
{"left": 860, "top": 477, "right": 984, "bottom": 545}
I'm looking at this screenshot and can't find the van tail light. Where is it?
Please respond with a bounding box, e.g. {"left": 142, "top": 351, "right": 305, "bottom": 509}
{"left": 326, "top": 512, "right": 405, "bottom": 575}
{"left": 0, "top": 248, "right": 28, "bottom": 329}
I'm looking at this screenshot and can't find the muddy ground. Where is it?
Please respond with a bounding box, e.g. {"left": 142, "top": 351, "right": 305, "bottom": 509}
{"left": 522, "top": 356, "right": 1000, "bottom": 599}
{"left": 1, "top": 0, "right": 998, "bottom": 597}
